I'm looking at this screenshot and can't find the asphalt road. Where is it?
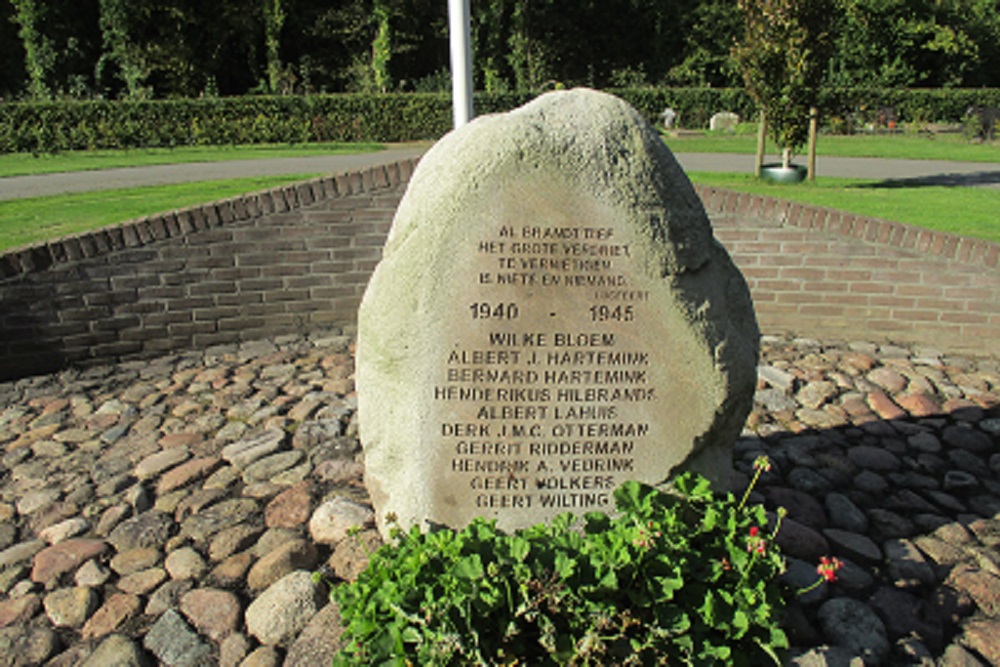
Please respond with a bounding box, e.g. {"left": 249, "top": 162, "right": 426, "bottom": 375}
{"left": 1, "top": 144, "right": 999, "bottom": 201}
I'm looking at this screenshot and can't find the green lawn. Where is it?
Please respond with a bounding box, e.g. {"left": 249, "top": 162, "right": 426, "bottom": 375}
{"left": 664, "top": 130, "right": 1000, "bottom": 162}
{"left": 688, "top": 171, "right": 1000, "bottom": 243}
{"left": 0, "top": 175, "right": 319, "bottom": 251}
{"left": 0, "top": 141, "right": 386, "bottom": 178}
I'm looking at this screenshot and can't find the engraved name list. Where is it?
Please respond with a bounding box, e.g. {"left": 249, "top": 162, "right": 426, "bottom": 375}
{"left": 434, "top": 220, "right": 662, "bottom": 518}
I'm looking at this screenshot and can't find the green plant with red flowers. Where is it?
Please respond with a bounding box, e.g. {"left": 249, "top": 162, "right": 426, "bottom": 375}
{"left": 329, "top": 467, "right": 805, "bottom": 666}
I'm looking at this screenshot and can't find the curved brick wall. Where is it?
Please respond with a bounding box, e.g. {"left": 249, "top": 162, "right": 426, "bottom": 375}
{"left": 1, "top": 159, "right": 997, "bottom": 381}
{"left": 701, "top": 187, "right": 1000, "bottom": 352}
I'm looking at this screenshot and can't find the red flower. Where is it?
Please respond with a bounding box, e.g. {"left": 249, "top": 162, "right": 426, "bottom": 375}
{"left": 817, "top": 556, "right": 843, "bottom": 582}
{"left": 747, "top": 526, "right": 766, "bottom": 554}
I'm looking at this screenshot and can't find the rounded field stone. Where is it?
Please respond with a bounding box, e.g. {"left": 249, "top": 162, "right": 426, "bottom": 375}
{"left": 825, "top": 492, "right": 869, "bottom": 533}
{"left": 245, "top": 570, "right": 324, "bottom": 646}
{"left": 309, "top": 497, "right": 375, "bottom": 546}
{"left": 110, "top": 547, "right": 161, "bottom": 576}
{"left": 180, "top": 587, "right": 242, "bottom": 641}
{"left": 81, "top": 593, "right": 141, "bottom": 640}
{"left": 31, "top": 538, "right": 108, "bottom": 585}
{"left": 285, "top": 602, "right": 348, "bottom": 667}
{"left": 264, "top": 481, "right": 314, "bottom": 529}
{"left": 107, "top": 512, "right": 174, "bottom": 552}
{"left": 247, "top": 539, "right": 319, "bottom": 592}
{"left": 0, "top": 593, "right": 41, "bottom": 627}
{"left": 0, "top": 624, "right": 60, "bottom": 666}
{"left": 165, "top": 547, "right": 207, "bottom": 580}
{"left": 80, "top": 634, "right": 146, "bottom": 667}
{"left": 242, "top": 450, "right": 304, "bottom": 484}
{"left": 43, "top": 587, "right": 99, "bottom": 627}
{"left": 143, "top": 608, "right": 212, "bottom": 667}
{"left": 822, "top": 528, "right": 882, "bottom": 565}
{"left": 816, "top": 597, "right": 890, "bottom": 663}
{"left": 847, "top": 445, "right": 902, "bottom": 472}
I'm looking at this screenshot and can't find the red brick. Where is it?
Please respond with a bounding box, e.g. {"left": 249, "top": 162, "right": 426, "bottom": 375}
{"left": 780, "top": 267, "right": 827, "bottom": 281}
{"left": 849, "top": 282, "right": 894, "bottom": 295}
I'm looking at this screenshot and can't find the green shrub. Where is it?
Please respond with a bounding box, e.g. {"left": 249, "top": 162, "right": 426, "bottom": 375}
{"left": 1, "top": 88, "right": 997, "bottom": 154}
{"left": 329, "top": 470, "right": 792, "bottom": 666}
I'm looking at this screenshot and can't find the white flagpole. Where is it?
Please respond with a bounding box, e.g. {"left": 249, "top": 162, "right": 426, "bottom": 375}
{"left": 448, "top": 0, "right": 474, "bottom": 128}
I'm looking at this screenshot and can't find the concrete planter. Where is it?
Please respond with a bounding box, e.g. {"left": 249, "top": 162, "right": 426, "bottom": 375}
{"left": 760, "top": 163, "right": 807, "bottom": 183}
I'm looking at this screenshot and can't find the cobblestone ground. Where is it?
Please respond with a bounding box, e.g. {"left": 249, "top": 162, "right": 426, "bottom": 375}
{"left": 0, "top": 332, "right": 998, "bottom": 666}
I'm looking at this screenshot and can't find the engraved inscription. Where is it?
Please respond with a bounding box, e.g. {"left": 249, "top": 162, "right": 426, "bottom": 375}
{"left": 437, "top": 220, "right": 659, "bottom": 514}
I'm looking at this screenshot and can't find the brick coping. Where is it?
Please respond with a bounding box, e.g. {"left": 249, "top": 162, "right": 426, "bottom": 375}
{"left": 2, "top": 160, "right": 997, "bottom": 280}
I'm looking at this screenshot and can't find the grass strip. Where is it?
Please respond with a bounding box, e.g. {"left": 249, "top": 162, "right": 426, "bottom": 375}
{"left": 688, "top": 171, "right": 1000, "bottom": 244}
{"left": 0, "top": 174, "right": 319, "bottom": 252}
{"left": 0, "top": 142, "right": 386, "bottom": 178}
{"left": 665, "top": 131, "right": 1000, "bottom": 162}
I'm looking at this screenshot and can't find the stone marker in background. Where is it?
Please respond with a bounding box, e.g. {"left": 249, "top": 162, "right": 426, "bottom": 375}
{"left": 357, "top": 88, "right": 759, "bottom": 535}
{"left": 709, "top": 111, "right": 741, "bottom": 132}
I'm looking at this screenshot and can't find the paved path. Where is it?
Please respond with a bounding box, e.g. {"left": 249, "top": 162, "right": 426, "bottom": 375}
{"left": 0, "top": 144, "right": 429, "bottom": 201}
{"left": 2, "top": 146, "right": 999, "bottom": 201}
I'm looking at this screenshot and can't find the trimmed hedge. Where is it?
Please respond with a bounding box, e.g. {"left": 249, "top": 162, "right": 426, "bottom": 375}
{"left": 2, "top": 88, "right": 998, "bottom": 154}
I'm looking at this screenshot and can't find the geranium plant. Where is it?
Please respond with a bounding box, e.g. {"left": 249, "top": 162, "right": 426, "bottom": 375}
{"left": 330, "top": 468, "right": 795, "bottom": 666}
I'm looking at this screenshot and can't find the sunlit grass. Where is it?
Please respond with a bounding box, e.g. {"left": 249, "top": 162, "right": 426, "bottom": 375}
{"left": 688, "top": 171, "right": 1000, "bottom": 243}
{"left": 0, "top": 142, "right": 386, "bottom": 178}
{"left": 665, "top": 130, "right": 1000, "bottom": 162}
{"left": 0, "top": 174, "right": 319, "bottom": 252}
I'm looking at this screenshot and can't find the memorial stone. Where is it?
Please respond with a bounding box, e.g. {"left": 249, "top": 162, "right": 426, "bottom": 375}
{"left": 357, "top": 88, "right": 759, "bottom": 535}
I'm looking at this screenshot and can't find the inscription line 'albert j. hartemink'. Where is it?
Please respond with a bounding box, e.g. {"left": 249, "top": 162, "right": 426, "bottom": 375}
{"left": 356, "top": 88, "right": 760, "bottom": 536}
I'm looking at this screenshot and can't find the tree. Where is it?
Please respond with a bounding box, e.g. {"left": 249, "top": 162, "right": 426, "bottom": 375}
{"left": 262, "top": 0, "right": 285, "bottom": 93}
{"left": 370, "top": 0, "right": 392, "bottom": 92}
{"left": 732, "top": 0, "right": 837, "bottom": 171}
{"left": 97, "top": 0, "right": 150, "bottom": 98}
{"left": 11, "top": 0, "right": 56, "bottom": 99}
{"left": 667, "top": 0, "right": 743, "bottom": 87}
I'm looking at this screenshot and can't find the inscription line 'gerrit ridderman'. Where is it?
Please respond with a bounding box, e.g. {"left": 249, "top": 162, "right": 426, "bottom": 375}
{"left": 357, "top": 88, "right": 759, "bottom": 536}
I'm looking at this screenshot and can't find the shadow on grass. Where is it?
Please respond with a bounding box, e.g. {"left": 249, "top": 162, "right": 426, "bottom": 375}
{"left": 854, "top": 169, "right": 1000, "bottom": 189}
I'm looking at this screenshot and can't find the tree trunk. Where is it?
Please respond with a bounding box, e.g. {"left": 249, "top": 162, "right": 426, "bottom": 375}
{"left": 755, "top": 112, "right": 766, "bottom": 178}
{"left": 807, "top": 106, "right": 818, "bottom": 181}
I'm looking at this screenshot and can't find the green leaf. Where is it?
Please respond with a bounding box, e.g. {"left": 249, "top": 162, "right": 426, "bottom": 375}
{"left": 673, "top": 472, "right": 713, "bottom": 500}
{"left": 508, "top": 535, "right": 530, "bottom": 562}
{"left": 554, "top": 551, "right": 576, "bottom": 580}
{"left": 453, "top": 554, "right": 484, "bottom": 580}
{"left": 401, "top": 626, "right": 422, "bottom": 645}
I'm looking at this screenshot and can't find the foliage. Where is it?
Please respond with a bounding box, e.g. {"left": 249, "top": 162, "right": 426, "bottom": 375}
{"left": 370, "top": 0, "right": 393, "bottom": 93}
{"left": 10, "top": 0, "right": 56, "bottom": 100}
{"left": 331, "top": 474, "right": 790, "bottom": 666}
{"left": 732, "top": 0, "right": 838, "bottom": 165}
{"left": 827, "top": 0, "right": 998, "bottom": 89}
{"left": 1, "top": 87, "right": 998, "bottom": 155}
{"left": 262, "top": 0, "right": 286, "bottom": 95}
{"left": 3, "top": 0, "right": 999, "bottom": 100}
